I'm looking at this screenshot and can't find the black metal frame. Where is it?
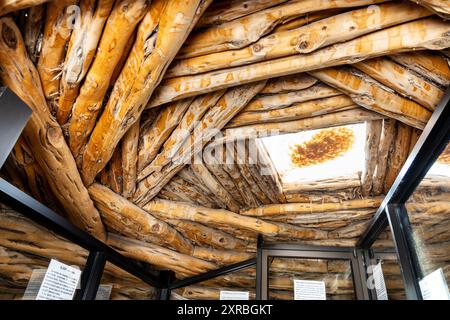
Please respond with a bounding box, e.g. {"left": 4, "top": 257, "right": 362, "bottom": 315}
{"left": 256, "top": 238, "right": 368, "bottom": 300}
{"left": 357, "top": 86, "right": 450, "bottom": 300}
{"left": 1, "top": 82, "right": 449, "bottom": 300}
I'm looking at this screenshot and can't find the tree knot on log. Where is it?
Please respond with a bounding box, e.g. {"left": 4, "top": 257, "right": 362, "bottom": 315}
{"left": 1, "top": 22, "right": 17, "bottom": 50}
{"left": 46, "top": 125, "right": 64, "bottom": 149}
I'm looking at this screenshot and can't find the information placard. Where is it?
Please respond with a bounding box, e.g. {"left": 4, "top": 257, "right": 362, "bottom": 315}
{"left": 36, "top": 259, "right": 81, "bottom": 300}
{"left": 419, "top": 268, "right": 450, "bottom": 300}
{"left": 220, "top": 290, "right": 249, "bottom": 300}
{"left": 95, "top": 284, "right": 113, "bottom": 300}
{"left": 373, "top": 262, "right": 388, "bottom": 300}
{"left": 294, "top": 279, "right": 326, "bottom": 300}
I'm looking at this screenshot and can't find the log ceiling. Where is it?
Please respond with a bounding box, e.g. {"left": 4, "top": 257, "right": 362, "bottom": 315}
{"left": 0, "top": 0, "right": 449, "bottom": 299}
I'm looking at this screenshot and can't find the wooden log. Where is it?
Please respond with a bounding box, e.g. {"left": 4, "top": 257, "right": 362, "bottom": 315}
{"left": 391, "top": 51, "right": 450, "bottom": 87}
{"left": 191, "top": 163, "right": 240, "bottom": 212}
{"left": 37, "top": 0, "right": 77, "bottom": 105}
{"left": 174, "top": 286, "right": 256, "bottom": 300}
{"left": 272, "top": 9, "right": 344, "bottom": 33}
{"left": 81, "top": 0, "right": 213, "bottom": 186}
{"left": 0, "top": 0, "right": 51, "bottom": 16}
{"left": 166, "top": 219, "right": 249, "bottom": 251}
{"left": 0, "top": 17, "right": 106, "bottom": 239}
{"left": 107, "top": 234, "right": 217, "bottom": 277}
{"left": 383, "top": 122, "right": 413, "bottom": 193}
{"left": 311, "top": 67, "right": 432, "bottom": 129}
{"left": 260, "top": 74, "right": 318, "bottom": 94}
{"left": 149, "top": 17, "right": 450, "bottom": 107}
{"left": 177, "top": 167, "right": 223, "bottom": 207}
{"left": 138, "top": 91, "right": 225, "bottom": 182}
{"left": 227, "top": 95, "right": 356, "bottom": 127}
{"left": 195, "top": 0, "right": 288, "bottom": 29}
{"left": 243, "top": 83, "right": 341, "bottom": 112}
{"left": 108, "top": 144, "right": 123, "bottom": 194}
{"left": 371, "top": 119, "right": 397, "bottom": 195}
{"left": 67, "top": 0, "right": 150, "bottom": 158}
{"left": 354, "top": 57, "right": 444, "bottom": 111}
{"left": 168, "top": 2, "right": 431, "bottom": 77}
{"left": 137, "top": 98, "right": 194, "bottom": 172}
{"left": 121, "top": 121, "right": 140, "bottom": 198}
{"left": 409, "top": 128, "right": 422, "bottom": 155}
{"left": 409, "top": 0, "right": 450, "bottom": 18}
{"left": 240, "top": 198, "right": 382, "bottom": 217}
{"left": 144, "top": 199, "right": 328, "bottom": 240}
{"left": 178, "top": 0, "right": 388, "bottom": 58}
{"left": 361, "top": 120, "right": 382, "bottom": 196}
{"left": 192, "top": 247, "right": 254, "bottom": 266}
{"left": 23, "top": 3, "right": 45, "bottom": 64}
{"left": 134, "top": 82, "right": 265, "bottom": 205}
{"left": 88, "top": 183, "right": 193, "bottom": 254}
{"left": 57, "top": 0, "right": 115, "bottom": 124}
{"left": 215, "top": 108, "right": 384, "bottom": 145}
{"left": 163, "top": 176, "right": 218, "bottom": 208}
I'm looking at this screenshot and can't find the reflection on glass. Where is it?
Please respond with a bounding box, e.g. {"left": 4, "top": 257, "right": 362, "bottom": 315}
{"left": 406, "top": 141, "right": 450, "bottom": 290}
{"left": 268, "top": 257, "right": 355, "bottom": 300}
{"left": 371, "top": 225, "right": 406, "bottom": 300}
{"left": 171, "top": 266, "right": 256, "bottom": 300}
{"left": 0, "top": 202, "right": 87, "bottom": 300}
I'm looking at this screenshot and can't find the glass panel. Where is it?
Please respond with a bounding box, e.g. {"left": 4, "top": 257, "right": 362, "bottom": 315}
{"left": 371, "top": 224, "right": 406, "bottom": 300}
{"left": 268, "top": 257, "right": 355, "bottom": 300}
{"left": 171, "top": 266, "right": 256, "bottom": 300}
{"left": 405, "top": 141, "right": 450, "bottom": 289}
{"left": 0, "top": 201, "right": 87, "bottom": 300}
{"left": 99, "top": 261, "right": 158, "bottom": 300}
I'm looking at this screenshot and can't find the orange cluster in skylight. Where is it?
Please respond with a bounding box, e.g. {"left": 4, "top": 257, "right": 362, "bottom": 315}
{"left": 289, "top": 127, "right": 355, "bottom": 168}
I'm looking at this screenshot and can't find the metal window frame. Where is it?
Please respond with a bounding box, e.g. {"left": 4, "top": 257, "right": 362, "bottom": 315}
{"left": 256, "top": 238, "right": 368, "bottom": 300}
{"left": 357, "top": 86, "right": 450, "bottom": 300}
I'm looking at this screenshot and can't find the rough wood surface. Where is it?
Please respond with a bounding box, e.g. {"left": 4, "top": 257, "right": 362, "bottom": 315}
{"left": 121, "top": 121, "right": 140, "bottom": 198}
{"left": 0, "top": 17, "right": 106, "bottom": 239}
{"left": 361, "top": 120, "right": 383, "bottom": 196}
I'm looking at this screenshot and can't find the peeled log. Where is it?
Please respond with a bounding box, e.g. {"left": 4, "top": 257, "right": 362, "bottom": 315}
{"left": 88, "top": 183, "right": 193, "bottom": 254}
{"left": 134, "top": 82, "right": 265, "bottom": 205}
{"left": 67, "top": 0, "right": 150, "bottom": 158}
{"left": 391, "top": 51, "right": 450, "bottom": 87}
{"left": 137, "top": 98, "right": 194, "bottom": 172}
{"left": 371, "top": 119, "right": 396, "bottom": 195}
{"left": 81, "top": 0, "right": 212, "bottom": 186}
{"left": 168, "top": 2, "right": 431, "bottom": 77}
{"left": 144, "top": 199, "right": 327, "bottom": 240}
{"left": 383, "top": 122, "right": 413, "bottom": 193}
{"left": 192, "top": 247, "right": 254, "bottom": 266}
{"left": 310, "top": 67, "right": 432, "bottom": 129}
{"left": 227, "top": 95, "right": 356, "bottom": 128}
{"left": 0, "top": 17, "right": 106, "bottom": 239}
{"left": 167, "top": 219, "right": 249, "bottom": 251}
{"left": 191, "top": 163, "right": 240, "bottom": 212}
{"left": 150, "top": 17, "right": 450, "bottom": 107}
{"left": 57, "top": 0, "right": 115, "bottom": 124}
{"left": 108, "top": 234, "right": 217, "bottom": 278}
{"left": 361, "top": 120, "right": 382, "bottom": 196}
{"left": 260, "top": 74, "right": 317, "bottom": 94}
{"left": 354, "top": 58, "right": 444, "bottom": 111}
{"left": 37, "top": 0, "right": 77, "bottom": 103}
{"left": 240, "top": 198, "right": 383, "bottom": 217}
{"left": 121, "top": 121, "right": 140, "bottom": 198}
{"left": 242, "top": 83, "right": 341, "bottom": 112}
{"left": 409, "top": 0, "right": 450, "bottom": 18}
{"left": 195, "top": 0, "right": 288, "bottom": 29}
{"left": 0, "top": 1, "right": 52, "bottom": 16}
{"left": 215, "top": 108, "right": 384, "bottom": 145}
{"left": 178, "top": 0, "right": 388, "bottom": 58}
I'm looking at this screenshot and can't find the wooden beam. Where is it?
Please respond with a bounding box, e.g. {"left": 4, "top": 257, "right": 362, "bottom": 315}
{"left": 361, "top": 120, "right": 383, "bottom": 196}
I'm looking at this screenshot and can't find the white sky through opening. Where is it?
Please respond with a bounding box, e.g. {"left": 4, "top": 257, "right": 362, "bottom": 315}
{"left": 259, "top": 124, "right": 367, "bottom": 185}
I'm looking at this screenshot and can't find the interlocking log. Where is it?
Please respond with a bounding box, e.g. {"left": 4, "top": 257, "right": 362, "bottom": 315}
{"left": 0, "top": 17, "right": 106, "bottom": 239}
{"left": 134, "top": 82, "right": 266, "bottom": 205}
{"left": 168, "top": 2, "right": 431, "bottom": 77}
{"left": 178, "top": 0, "right": 388, "bottom": 59}
{"left": 57, "top": 0, "right": 114, "bottom": 124}
{"left": 67, "top": 0, "right": 150, "bottom": 158}
{"left": 81, "top": 0, "right": 213, "bottom": 186}
{"left": 22, "top": 3, "right": 45, "bottom": 64}
{"left": 88, "top": 183, "right": 193, "bottom": 254}
{"left": 310, "top": 67, "right": 432, "bottom": 129}
{"left": 361, "top": 120, "right": 383, "bottom": 196}
{"left": 121, "top": 121, "right": 140, "bottom": 198}
{"left": 150, "top": 17, "right": 450, "bottom": 107}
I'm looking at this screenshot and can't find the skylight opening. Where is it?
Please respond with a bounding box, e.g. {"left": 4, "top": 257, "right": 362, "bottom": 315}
{"left": 259, "top": 124, "right": 367, "bottom": 185}
{"left": 428, "top": 142, "right": 450, "bottom": 177}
